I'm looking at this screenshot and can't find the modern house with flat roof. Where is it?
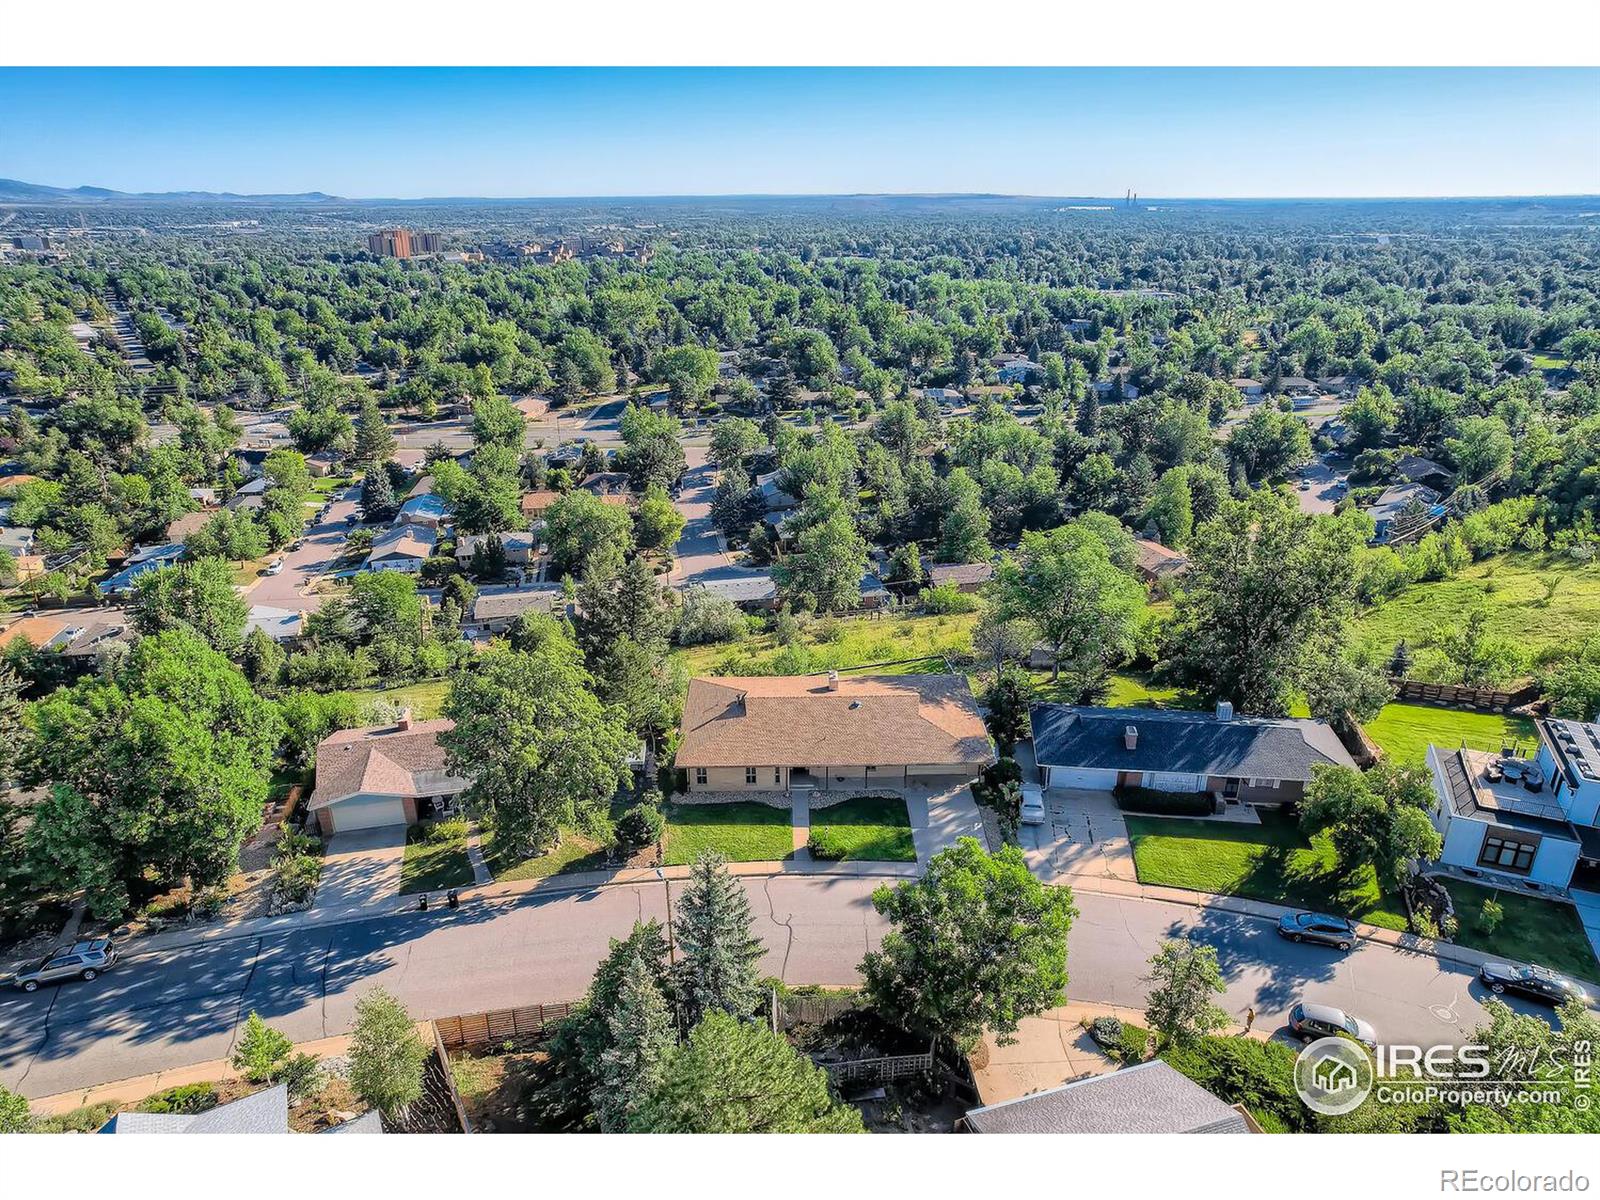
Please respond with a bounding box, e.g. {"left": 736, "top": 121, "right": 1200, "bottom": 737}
{"left": 1424, "top": 717, "right": 1600, "bottom": 890}
{"left": 676, "top": 672, "right": 995, "bottom": 794}
{"left": 1030, "top": 702, "right": 1355, "bottom": 806}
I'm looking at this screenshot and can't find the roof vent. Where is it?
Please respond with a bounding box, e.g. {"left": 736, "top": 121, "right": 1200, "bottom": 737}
{"left": 1124, "top": 724, "right": 1139, "bottom": 751}
{"left": 1216, "top": 701, "right": 1234, "bottom": 722}
{"left": 849, "top": 699, "right": 862, "bottom": 710}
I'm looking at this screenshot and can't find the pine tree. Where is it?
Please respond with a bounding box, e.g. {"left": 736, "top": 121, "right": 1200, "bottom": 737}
{"left": 596, "top": 949, "right": 675, "bottom": 1132}
{"left": 352, "top": 396, "right": 396, "bottom": 469}
{"left": 674, "top": 850, "right": 764, "bottom": 1024}
{"left": 363, "top": 465, "right": 398, "bottom": 522}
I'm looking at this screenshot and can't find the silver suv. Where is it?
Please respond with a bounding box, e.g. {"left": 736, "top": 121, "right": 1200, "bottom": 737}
{"left": 11, "top": 938, "right": 118, "bottom": 992}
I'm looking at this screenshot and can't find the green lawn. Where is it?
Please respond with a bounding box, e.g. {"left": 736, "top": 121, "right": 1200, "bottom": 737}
{"left": 676, "top": 612, "right": 976, "bottom": 679}
{"left": 345, "top": 679, "right": 451, "bottom": 719}
{"left": 1355, "top": 551, "right": 1600, "bottom": 664}
{"left": 1444, "top": 881, "right": 1598, "bottom": 981}
{"left": 1363, "top": 702, "right": 1536, "bottom": 767}
{"left": 1125, "top": 811, "right": 1408, "bottom": 930}
{"left": 486, "top": 829, "right": 612, "bottom": 882}
{"left": 400, "top": 822, "right": 475, "bottom": 894}
{"left": 662, "top": 800, "right": 794, "bottom": 865}
{"left": 1031, "top": 669, "right": 1311, "bottom": 718}
{"left": 808, "top": 794, "right": 916, "bottom": 862}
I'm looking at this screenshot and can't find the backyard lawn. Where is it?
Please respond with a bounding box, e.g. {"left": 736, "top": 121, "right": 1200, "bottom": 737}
{"left": 807, "top": 794, "right": 916, "bottom": 862}
{"left": 345, "top": 678, "right": 451, "bottom": 719}
{"left": 1125, "top": 810, "right": 1408, "bottom": 930}
{"left": 399, "top": 822, "right": 475, "bottom": 894}
{"left": 1355, "top": 551, "right": 1600, "bottom": 663}
{"left": 1443, "top": 880, "right": 1599, "bottom": 981}
{"left": 1363, "top": 702, "right": 1535, "bottom": 766}
{"left": 676, "top": 612, "right": 976, "bottom": 679}
{"left": 662, "top": 800, "right": 794, "bottom": 866}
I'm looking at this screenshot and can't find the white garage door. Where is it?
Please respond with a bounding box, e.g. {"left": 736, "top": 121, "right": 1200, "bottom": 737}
{"left": 329, "top": 795, "right": 410, "bottom": 832}
{"left": 1048, "top": 767, "right": 1119, "bottom": 790}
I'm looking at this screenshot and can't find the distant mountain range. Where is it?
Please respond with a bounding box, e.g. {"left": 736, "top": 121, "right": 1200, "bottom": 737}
{"left": 0, "top": 178, "right": 340, "bottom": 203}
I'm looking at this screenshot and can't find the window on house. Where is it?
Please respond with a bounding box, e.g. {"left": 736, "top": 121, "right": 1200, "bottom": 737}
{"left": 746, "top": 767, "right": 757, "bottom": 785}
{"left": 1248, "top": 778, "right": 1280, "bottom": 789}
{"left": 1478, "top": 835, "right": 1537, "bottom": 874}
{"left": 694, "top": 768, "right": 707, "bottom": 786}
{"left": 774, "top": 768, "right": 782, "bottom": 784}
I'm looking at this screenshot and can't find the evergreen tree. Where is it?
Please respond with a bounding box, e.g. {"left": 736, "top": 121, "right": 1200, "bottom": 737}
{"left": 632, "top": 1013, "right": 862, "bottom": 1133}
{"left": 352, "top": 395, "right": 397, "bottom": 469}
{"left": 363, "top": 465, "right": 398, "bottom": 523}
{"left": 674, "top": 850, "right": 764, "bottom": 1024}
{"left": 596, "top": 949, "right": 675, "bottom": 1132}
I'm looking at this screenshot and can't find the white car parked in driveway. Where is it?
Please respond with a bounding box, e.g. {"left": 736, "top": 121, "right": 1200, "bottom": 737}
{"left": 1020, "top": 783, "right": 1046, "bottom": 826}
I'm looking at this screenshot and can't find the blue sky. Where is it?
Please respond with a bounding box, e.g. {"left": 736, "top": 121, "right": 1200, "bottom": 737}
{"left": 1, "top": 67, "right": 1595, "bottom": 198}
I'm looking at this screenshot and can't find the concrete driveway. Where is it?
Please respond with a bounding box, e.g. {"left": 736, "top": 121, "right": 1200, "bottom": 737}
{"left": 314, "top": 827, "right": 407, "bottom": 915}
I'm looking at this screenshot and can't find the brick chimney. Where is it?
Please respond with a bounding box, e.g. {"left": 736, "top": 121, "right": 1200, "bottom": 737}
{"left": 397, "top": 707, "right": 413, "bottom": 731}
{"left": 1215, "top": 701, "right": 1234, "bottom": 722}
{"left": 1124, "top": 724, "right": 1138, "bottom": 751}
{"left": 827, "top": 670, "right": 840, "bottom": 691}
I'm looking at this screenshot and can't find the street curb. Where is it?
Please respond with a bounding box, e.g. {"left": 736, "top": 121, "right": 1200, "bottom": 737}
{"left": 1065, "top": 877, "right": 1600, "bottom": 995}
{"left": 102, "top": 860, "right": 917, "bottom": 964}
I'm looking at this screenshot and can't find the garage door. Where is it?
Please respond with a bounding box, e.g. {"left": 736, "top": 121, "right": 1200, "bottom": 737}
{"left": 329, "top": 795, "right": 410, "bottom": 832}
{"left": 1047, "top": 767, "right": 1119, "bottom": 790}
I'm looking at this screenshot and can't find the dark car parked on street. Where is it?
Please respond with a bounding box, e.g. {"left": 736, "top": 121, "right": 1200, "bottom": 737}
{"left": 1478, "top": 962, "right": 1591, "bottom": 1007}
{"left": 1277, "top": 911, "right": 1357, "bottom": 950}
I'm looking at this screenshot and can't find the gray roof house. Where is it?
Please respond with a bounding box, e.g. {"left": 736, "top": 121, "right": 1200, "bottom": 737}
{"left": 964, "top": 1061, "right": 1255, "bottom": 1134}
{"left": 99, "top": 1083, "right": 382, "bottom": 1135}
{"left": 1031, "top": 702, "right": 1355, "bottom": 804}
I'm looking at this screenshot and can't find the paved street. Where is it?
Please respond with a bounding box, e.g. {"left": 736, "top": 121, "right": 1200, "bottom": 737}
{"left": 0, "top": 876, "right": 1536, "bottom": 1100}
{"left": 242, "top": 483, "right": 361, "bottom": 613}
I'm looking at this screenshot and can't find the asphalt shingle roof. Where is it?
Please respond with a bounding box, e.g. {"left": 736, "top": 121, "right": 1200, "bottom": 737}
{"left": 677, "top": 674, "right": 994, "bottom": 770}
{"left": 964, "top": 1061, "right": 1251, "bottom": 1134}
{"left": 1030, "top": 704, "right": 1354, "bottom": 781}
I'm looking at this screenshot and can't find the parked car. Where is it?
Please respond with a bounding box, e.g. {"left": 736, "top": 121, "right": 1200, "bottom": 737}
{"left": 1277, "top": 911, "right": 1357, "bottom": 950}
{"left": 1020, "top": 783, "right": 1046, "bottom": 826}
{"left": 265, "top": 559, "right": 285, "bottom": 576}
{"left": 1288, "top": 1001, "right": 1376, "bottom": 1048}
{"left": 11, "top": 939, "right": 118, "bottom": 993}
{"left": 1478, "top": 962, "right": 1591, "bottom": 1007}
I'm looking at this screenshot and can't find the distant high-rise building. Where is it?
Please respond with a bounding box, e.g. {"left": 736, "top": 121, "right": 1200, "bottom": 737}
{"left": 367, "top": 228, "right": 414, "bottom": 258}
{"left": 412, "top": 231, "right": 442, "bottom": 254}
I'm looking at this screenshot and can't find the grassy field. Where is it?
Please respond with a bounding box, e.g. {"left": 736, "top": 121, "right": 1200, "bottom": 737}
{"left": 399, "top": 823, "right": 475, "bottom": 894}
{"left": 1355, "top": 551, "right": 1600, "bottom": 663}
{"left": 1125, "top": 811, "right": 1408, "bottom": 930}
{"left": 808, "top": 794, "right": 916, "bottom": 862}
{"left": 344, "top": 679, "right": 451, "bottom": 719}
{"left": 662, "top": 800, "right": 794, "bottom": 865}
{"left": 676, "top": 612, "right": 976, "bottom": 678}
{"left": 1363, "top": 702, "right": 1536, "bottom": 766}
{"left": 1444, "top": 880, "right": 1598, "bottom": 980}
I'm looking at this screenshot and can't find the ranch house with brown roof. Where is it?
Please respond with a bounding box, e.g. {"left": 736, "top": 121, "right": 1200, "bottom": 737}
{"left": 675, "top": 672, "right": 995, "bottom": 794}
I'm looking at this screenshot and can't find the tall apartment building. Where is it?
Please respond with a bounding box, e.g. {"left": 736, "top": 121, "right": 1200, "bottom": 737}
{"left": 366, "top": 229, "right": 442, "bottom": 258}
{"left": 367, "top": 228, "right": 413, "bottom": 258}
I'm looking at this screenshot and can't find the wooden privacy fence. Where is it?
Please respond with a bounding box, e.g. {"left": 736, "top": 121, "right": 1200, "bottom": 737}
{"left": 434, "top": 1001, "right": 578, "bottom": 1050}
{"left": 1391, "top": 678, "right": 1537, "bottom": 714}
